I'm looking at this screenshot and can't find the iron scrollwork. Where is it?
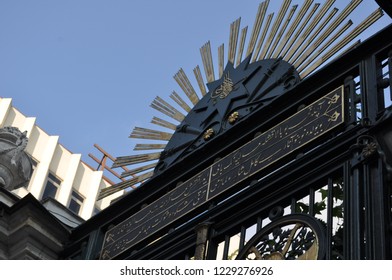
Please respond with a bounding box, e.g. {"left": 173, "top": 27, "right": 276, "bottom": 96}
{"left": 236, "top": 212, "right": 326, "bottom": 260}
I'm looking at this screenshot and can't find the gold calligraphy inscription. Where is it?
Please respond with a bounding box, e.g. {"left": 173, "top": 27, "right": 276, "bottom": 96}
{"left": 101, "top": 168, "right": 210, "bottom": 259}
{"left": 208, "top": 86, "right": 344, "bottom": 199}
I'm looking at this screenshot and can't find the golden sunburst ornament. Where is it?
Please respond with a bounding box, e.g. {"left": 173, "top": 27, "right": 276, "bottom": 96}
{"left": 98, "top": 0, "right": 384, "bottom": 200}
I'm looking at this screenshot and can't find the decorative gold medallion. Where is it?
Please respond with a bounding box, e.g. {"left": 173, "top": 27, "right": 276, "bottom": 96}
{"left": 228, "top": 111, "right": 240, "bottom": 124}
{"left": 203, "top": 128, "right": 215, "bottom": 141}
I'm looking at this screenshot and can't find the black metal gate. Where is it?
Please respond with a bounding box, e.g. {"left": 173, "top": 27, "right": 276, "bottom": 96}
{"left": 62, "top": 6, "right": 392, "bottom": 261}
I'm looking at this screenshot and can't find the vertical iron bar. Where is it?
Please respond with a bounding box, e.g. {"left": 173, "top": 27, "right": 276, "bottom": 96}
{"left": 291, "top": 197, "right": 296, "bottom": 213}
{"left": 257, "top": 216, "right": 263, "bottom": 231}
{"left": 222, "top": 235, "right": 230, "bottom": 260}
{"left": 388, "top": 50, "right": 392, "bottom": 101}
{"left": 309, "top": 187, "right": 315, "bottom": 216}
{"left": 360, "top": 55, "right": 385, "bottom": 124}
{"left": 326, "top": 177, "right": 334, "bottom": 260}
{"left": 347, "top": 152, "right": 364, "bottom": 259}
{"left": 344, "top": 76, "right": 357, "bottom": 125}
{"left": 364, "top": 157, "right": 387, "bottom": 259}
{"left": 239, "top": 227, "right": 246, "bottom": 252}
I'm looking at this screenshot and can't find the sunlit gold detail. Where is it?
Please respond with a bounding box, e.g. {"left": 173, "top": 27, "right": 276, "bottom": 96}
{"left": 218, "top": 44, "right": 224, "bottom": 78}
{"left": 254, "top": 13, "right": 274, "bottom": 62}
{"left": 246, "top": 1, "right": 269, "bottom": 58}
{"left": 236, "top": 26, "right": 248, "bottom": 67}
{"left": 211, "top": 73, "right": 234, "bottom": 99}
{"left": 200, "top": 41, "right": 215, "bottom": 83}
{"left": 263, "top": 252, "right": 284, "bottom": 260}
{"left": 120, "top": 163, "right": 158, "bottom": 178}
{"left": 297, "top": 241, "right": 319, "bottom": 260}
{"left": 170, "top": 91, "right": 191, "bottom": 113}
{"left": 300, "top": 8, "right": 384, "bottom": 78}
{"left": 174, "top": 68, "right": 199, "bottom": 106}
{"left": 228, "top": 18, "right": 241, "bottom": 64}
{"left": 272, "top": 0, "right": 313, "bottom": 58}
{"left": 285, "top": 0, "right": 333, "bottom": 63}
{"left": 228, "top": 112, "right": 240, "bottom": 124}
{"left": 203, "top": 128, "right": 215, "bottom": 141}
{"left": 150, "top": 96, "right": 185, "bottom": 122}
{"left": 266, "top": 4, "right": 297, "bottom": 59}
{"left": 133, "top": 143, "right": 166, "bottom": 151}
{"left": 151, "top": 117, "right": 177, "bottom": 130}
{"left": 113, "top": 152, "right": 161, "bottom": 168}
{"left": 193, "top": 66, "right": 207, "bottom": 96}
{"left": 130, "top": 127, "right": 172, "bottom": 141}
{"left": 98, "top": 171, "right": 154, "bottom": 200}
{"left": 280, "top": 2, "right": 320, "bottom": 61}
{"left": 259, "top": 0, "right": 291, "bottom": 59}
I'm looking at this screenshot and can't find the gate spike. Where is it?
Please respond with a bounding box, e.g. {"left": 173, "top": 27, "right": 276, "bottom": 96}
{"left": 280, "top": 3, "right": 320, "bottom": 60}
{"left": 259, "top": 0, "right": 291, "bottom": 60}
{"left": 173, "top": 68, "right": 200, "bottom": 106}
{"left": 134, "top": 143, "right": 167, "bottom": 151}
{"left": 266, "top": 2, "right": 296, "bottom": 59}
{"left": 292, "top": 8, "right": 339, "bottom": 66}
{"left": 170, "top": 91, "right": 191, "bottom": 113}
{"left": 151, "top": 116, "right": 177, "bottom": 130}
{"left": 254, "top": 13, "right": 274, "bottom": 62}
{"left": 236, "top": 26, "right": 248, "bottom": 67}
{"left": 300, "top": 8, "right": 384, "bottom": 78}
{"left": 130, "top": 127, "right": 172, "bottom": 141}
{"left": 228, "top": 18, "right": 241, "bottom": 64}
{"left": 150, "top": 96, "right": 185, "bottom": 122}
{"left": 291, "top": 0, "right": 362, "bottom": 65}
{"left": 246, "top": 1, "right": 269, "bottom": 59}
{"left": 200, "top": 41, "right": 215, "bottom": 83}
{"left": 113, "top": 152, "right": 161, "bottom": 168}
{"left": 120, "top": 163, "right": 157, "bottom": 178}
{"left": 296, "top": 20, "right": 353, "bottom": 71}
{"left": 272, "top": 0, "right": 314, "bottom": 59}
{"left": 285, "top": 0, "right": 334, "bottom": 63}
{"left": 98, "top": 171, "right": 154, "bottom": 200}
{"left": 193, "top": 66, "right": 207, "bottom": 96}
{"left": 218, "top": 44, "right": 224, "bottom": 78}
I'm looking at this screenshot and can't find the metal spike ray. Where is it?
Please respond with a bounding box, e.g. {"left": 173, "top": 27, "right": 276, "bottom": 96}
{"left": 266, "top": 3, "right": 297, "bottom": 59}
{"left": 254, "top": 13, "right": 274, "bottom": 62}
{"left": 200, "top": 41, "right": 215, "bottom": 83}
{"left": 246, "top": 1, "right": 269, "bottom": 58}
{"left": 284, "top": 0, "right": 334, "bottom": 63}
{"left": 130, "top": 127, "right": 172, "bottom": 141}
{"left": 236, "top": 26, "right": 248, "bottom": 67}
{"left": 113, "top": 152, "right": 161, "bottom": 168}
{"left": 98, "top": 171, "right": 154, "bottom": 200}
{"left": 218, "top": 44, "right": 225, "bottom": 78}
{"left": 259, "top": 0, "right": 291, "bottom": 60}
{"left": 134, "top": 143, "right": 166, "bottom": 151}
{"left": 151, "top": 117, "right": 177, "bottom": 130}
{"left": 150, "top": 96, "right": 185, "bottom": 122}
{"left": 120, "top": 163, "right": 158, "bottom": 178}
{"left": 300, "top": 8, "right": 384, "bottom": 77}
{"left": 193, "top": 66, "right": 207, "bottom": 96}
{"left": 170, "top": 91, "right": 191, "bottom": 113}
{"left": 271, "top": 0, "right": 314, "bottom": 59}
{"left": 228, "top": 18, "right": 241, "bottom": 64}
{"left": 174, "top": 68, "right": 200, "bottom": 106}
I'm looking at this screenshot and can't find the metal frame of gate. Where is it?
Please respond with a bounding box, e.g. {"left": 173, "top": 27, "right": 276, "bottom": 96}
{"left": 62, "top": 13, "right": 392, "bottom": 260}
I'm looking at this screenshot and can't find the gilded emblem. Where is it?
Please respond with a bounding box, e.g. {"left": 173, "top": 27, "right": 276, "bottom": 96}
{"left": 211, "top": 72, "right": 234, "bottom": 99}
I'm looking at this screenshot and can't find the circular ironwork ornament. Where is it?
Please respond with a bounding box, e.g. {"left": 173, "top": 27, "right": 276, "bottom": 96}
{"left": 236, "top": 214, "right": 326, "bottom": 260}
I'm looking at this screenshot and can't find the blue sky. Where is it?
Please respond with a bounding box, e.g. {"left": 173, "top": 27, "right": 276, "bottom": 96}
{"left": 0, "top": 0, "right": 390, "bottom": 178}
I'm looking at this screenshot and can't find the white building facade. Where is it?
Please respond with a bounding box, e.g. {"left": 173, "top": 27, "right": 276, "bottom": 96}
{"left": 0, "top": 97, "right": 122, "bottom": 221}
